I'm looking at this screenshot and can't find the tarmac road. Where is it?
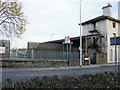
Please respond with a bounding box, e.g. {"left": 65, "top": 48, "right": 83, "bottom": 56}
{"left": 2, "top": 66, "right": 116, "bottom": 84}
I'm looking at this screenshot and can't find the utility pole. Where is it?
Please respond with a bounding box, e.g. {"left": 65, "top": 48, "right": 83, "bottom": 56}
{"left": 113, "top": 33, "right": 118, "bottom": 73}
{"left": 79, "top": 0, "right": 83, "bottom": 67}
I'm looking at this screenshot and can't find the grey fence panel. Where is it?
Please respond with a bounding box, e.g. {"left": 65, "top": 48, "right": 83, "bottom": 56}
{"left": 33, "top": 51, "right": 79, "bottom": 60}
{"left": 33, "top": 51, "right": 66, "bottom": 60}
{"left": 10, "top": 50, "right": 79, "bottom": 60}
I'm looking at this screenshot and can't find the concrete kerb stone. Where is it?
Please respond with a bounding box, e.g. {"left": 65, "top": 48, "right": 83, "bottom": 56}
{"left": 2, "top": 64, "right": 115, "bottom": 73}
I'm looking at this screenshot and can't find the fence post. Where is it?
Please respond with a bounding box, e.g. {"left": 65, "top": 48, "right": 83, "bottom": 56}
{"left": 31, "top": 50, "right": 34, "bottom": 60}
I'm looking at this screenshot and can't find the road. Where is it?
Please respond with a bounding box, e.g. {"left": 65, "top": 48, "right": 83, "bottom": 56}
{"left": 2, "top": 66, "right": 116, "bottom": 84}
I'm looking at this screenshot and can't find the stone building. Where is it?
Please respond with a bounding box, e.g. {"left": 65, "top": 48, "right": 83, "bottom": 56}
{"left": 82, "top": 4, "right": 120, "bottom": 64}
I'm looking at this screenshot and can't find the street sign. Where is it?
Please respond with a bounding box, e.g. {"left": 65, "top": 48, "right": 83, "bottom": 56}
{"left": 64, "top": 36, "right": 70, "bottom": 66}
{"left": 65, "top": 36, "right": 70, "bottom": 44}
{"left": 110, "top": 36, "right": 120, "bottom": 45}
{"left": 0, "top": 47, "right": 5, "bottom": 54}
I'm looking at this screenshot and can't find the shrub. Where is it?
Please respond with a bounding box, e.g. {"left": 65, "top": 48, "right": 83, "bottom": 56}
{"left": 2, "top": 72, "right": 120, "bottom": 89}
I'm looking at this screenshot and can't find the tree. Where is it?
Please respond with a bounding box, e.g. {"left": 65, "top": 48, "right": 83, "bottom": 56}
{"left": 0, "top": 0, "right": 26, "bottom": 38}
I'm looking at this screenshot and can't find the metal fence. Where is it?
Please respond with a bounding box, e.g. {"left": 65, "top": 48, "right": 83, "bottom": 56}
{"left": 32, "top": 51, "right": 79, "bottom": 60}
{"left": 10, "top": 50, "right": 80, "bottom": 60}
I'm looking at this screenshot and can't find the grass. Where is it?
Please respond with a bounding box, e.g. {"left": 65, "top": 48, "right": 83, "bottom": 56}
{"left": 2, "top": 72, "right": 120, "bottom": 89}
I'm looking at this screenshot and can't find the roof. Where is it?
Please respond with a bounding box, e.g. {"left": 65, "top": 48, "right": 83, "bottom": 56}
{"left": 45, "top": 36, "right": 80, "bottom": 44}
{"left": 81, "top": 15, "right": 120, "bottom": 25}
{"left": 102, "top": 4, "right": 112, "bottom": 9}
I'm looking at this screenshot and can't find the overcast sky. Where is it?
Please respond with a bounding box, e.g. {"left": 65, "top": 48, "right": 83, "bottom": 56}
{"left": 10, "top": 0, "right": 119, "bottom": 48}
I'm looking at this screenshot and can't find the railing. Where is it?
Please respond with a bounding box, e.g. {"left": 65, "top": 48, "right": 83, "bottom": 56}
{"left": 10, "top": 51, "right": 80, "bottom": 60}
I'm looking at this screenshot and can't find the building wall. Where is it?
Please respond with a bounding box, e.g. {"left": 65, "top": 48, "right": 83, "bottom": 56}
{"left": 0, "top": 40, "right": 10, "bottom": 58}
{"left": 27, "top": 42, "right": 63, "bottom": 51}
{"left": 82, "top": 19, "right": 120, "bottom": 63}
{"left": 27, "top": 42, "right": 64, "bottom": 58}
{"left": 106, "top": 20, "right": 119, "bottom": 63}
{"left": 82, "top": 20, "right": 107, "bottom": 53}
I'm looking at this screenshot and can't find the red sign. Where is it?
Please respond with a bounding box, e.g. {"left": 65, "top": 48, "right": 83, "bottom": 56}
{"left": 65, "top": 36, "right": 70, "bottom": 44}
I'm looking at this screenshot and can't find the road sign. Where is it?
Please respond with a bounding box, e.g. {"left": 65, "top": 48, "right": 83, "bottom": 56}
{"left": 65, "top": 36, "right": 70, "bottom": 44}
{"left": 110, "top": 36, "right": 120, "bottom": 45}
{"left": 110, "top": 36, "right": 120, "bottom": 73}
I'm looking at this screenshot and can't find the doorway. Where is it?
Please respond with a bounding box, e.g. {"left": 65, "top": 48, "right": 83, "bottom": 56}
{"left": 90, "top": 53, "right": 97, "bottom": 64}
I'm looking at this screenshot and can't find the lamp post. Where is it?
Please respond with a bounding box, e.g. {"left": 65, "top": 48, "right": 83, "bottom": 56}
{"left": 79, "top": 0, "right": 83, "bottom": 66}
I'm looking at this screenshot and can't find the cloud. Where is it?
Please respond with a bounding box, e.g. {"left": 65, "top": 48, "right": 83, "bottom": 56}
{"left": 84, "top": 0, "right": 119, "bottom": 2}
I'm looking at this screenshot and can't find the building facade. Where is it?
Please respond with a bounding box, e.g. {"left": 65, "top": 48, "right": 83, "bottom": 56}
{"left": 0, "top": 40, "right": 10, "bottom": 58}
{"left": 82, "top": 4, "right": 120, "bottom": 63}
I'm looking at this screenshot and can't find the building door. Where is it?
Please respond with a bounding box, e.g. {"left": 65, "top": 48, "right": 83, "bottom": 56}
{"left": 90, "top": 53, "right": 97, "bottom": 64}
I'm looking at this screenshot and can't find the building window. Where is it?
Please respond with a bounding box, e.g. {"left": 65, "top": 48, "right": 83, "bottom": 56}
{"left": 2, "top": 44, "right": 5, "bottom": 47}
{"left": 113, "top": 22, "right": 116, "bottom": 28}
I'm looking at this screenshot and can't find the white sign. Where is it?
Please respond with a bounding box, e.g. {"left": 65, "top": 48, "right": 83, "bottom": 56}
{"left": 85, "top": 58, "right": 89, "bottom": 60}
{"left": 0, "top": 47, "right": 5, "bottom": 54}
{"left": 65, "top": 36, "right": 70, "bottom": 44}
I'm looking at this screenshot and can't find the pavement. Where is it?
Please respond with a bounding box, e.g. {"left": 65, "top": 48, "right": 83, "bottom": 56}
{"left": 2, "top": 63, "right": 117, "bottom": 73}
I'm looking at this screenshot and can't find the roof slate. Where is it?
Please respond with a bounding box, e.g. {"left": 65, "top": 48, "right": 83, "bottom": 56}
{"left": 81, "top": 15, "right": 120, "bottom": 25}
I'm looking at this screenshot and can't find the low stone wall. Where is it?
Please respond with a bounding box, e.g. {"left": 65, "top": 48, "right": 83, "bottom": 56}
{"left": 96, "top": 53, "right": 107, "bottom": 64}
{"left": 69, "top": 60, "right": 80, "bottom": 66}
{"left": 1, "top": 59, "right": 81, "bottom": 68}
{"left": 1, "top": 61, "right": 67, "bottom": 68}
{"left": 1, "top": 55, "right": 108, "bottom": 68}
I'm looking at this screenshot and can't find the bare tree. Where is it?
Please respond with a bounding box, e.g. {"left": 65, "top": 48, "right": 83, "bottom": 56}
{"left": 0, "top": 0, "right": 26, "bottom": 38}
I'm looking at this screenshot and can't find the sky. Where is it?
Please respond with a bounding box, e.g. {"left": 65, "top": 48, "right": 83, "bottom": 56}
{"left": 8, "top": 0, "right": 119, "bottom": 48}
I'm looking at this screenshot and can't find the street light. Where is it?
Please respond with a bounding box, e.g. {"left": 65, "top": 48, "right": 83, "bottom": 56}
{"left": 79, "top": 0, "right": 83, "bottom": 67}
{"left": 113, "top": 33, "right": 118, "bottom": 73}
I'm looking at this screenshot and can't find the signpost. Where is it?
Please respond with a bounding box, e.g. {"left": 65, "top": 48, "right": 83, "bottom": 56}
{"left": 110, "top": 36, "right": 120, "bottom": 45}
{"left": 65, "top": 36, "right": 70, "bottom": 66}
{"left": 110, "top": 36, "right": 120, "bottom": 73}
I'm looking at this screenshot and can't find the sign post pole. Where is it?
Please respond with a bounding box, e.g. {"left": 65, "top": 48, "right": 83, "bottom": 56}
{"left": 114, "top": 35, "right": 118, "bottom": 73}
{"left": 65, "top": 36, "right": 70, "bottom": 66}
{"left": 110, "top": 36, "right": 120, "bottom": 74}
{"left": 66, "top": 43, "right": 69, "bottom": 66}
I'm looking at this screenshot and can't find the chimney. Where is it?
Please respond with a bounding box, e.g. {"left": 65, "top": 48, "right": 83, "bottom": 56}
{"left": 102, "top": 4, "right": 112, "bottom": 16}
{"left": 118, "top": 1, "right": 120, "bottom": 20}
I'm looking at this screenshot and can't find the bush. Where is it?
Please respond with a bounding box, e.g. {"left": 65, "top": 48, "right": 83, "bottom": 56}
{"left": 2, "top": 72, "right": 120, "bottom": 89}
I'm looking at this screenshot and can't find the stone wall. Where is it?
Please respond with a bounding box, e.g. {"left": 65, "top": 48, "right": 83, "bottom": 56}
{"left": 96, "top": 53, "right": 107, "bottom": 64}
{"left": 1, "top": 60, "right": 67, "bottom": 68}
{"left": 1, "top": 59, "right": 81, "bottom": 68}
